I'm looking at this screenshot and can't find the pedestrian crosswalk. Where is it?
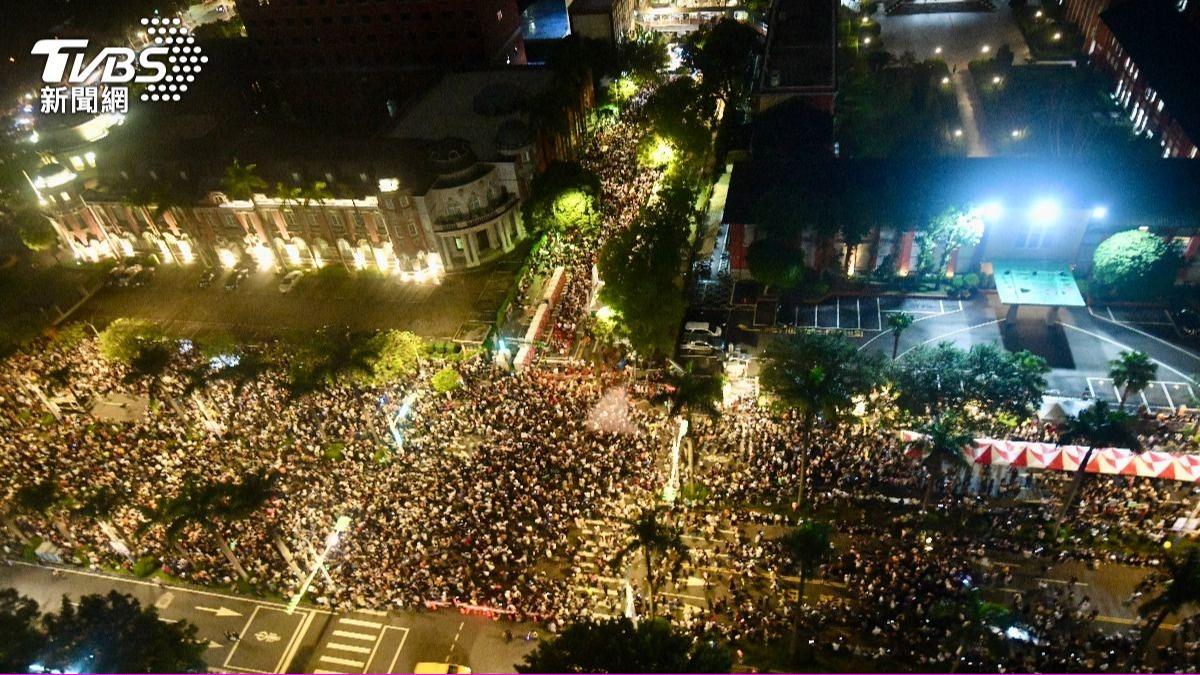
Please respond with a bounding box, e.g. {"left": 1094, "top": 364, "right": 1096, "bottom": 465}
{"left": 312, "top": 615, "right": 385, "bottom": 674}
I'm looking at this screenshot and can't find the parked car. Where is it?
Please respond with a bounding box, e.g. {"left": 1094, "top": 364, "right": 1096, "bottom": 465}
{"left": 198, "top": 269, "right": 217, "bottom": 288}
{"left": 1174, "top": 307, "right": 1200, "bottom": 337}
{"left": 224, "top": 268, "right": 249, "bottom": 291}
{"left": 109, "top": 264, "right": 143, "bottom": 287}
{"left": 684, "top": 321, "right": 722, "bottom": 337}
{"left": 681, "top": 340, "right": 719, "bottom": 354}
{"left": 278, "top": 270, "right": 304, "bottom": 294}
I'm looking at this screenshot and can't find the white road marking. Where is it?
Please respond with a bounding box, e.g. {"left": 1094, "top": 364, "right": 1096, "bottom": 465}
{"left": 444, "top": 621, "right": 465, "bottom": 662}
{"left": 313, "top": 670, "right": 349, "bottom": 674}
{"left": 384, "top": 627, "right": 412, "bottom": 674}
{"left": 319, "top": 655, "right": 366, "bottom": 668}
{"left": 332, "top": 630, "right": 377, "bottom": 641}
{"left": 327, "top": 643, "right": 372, "bottom": 655}
{"left": 337, "top": 618, "right": 383, "bottom": 629}
{"left": 896, "top": 319, "right": 1004, "bottom": 359}
{"left": 1086, "top": 308, "right": 1200, "bottom": 368}
{"left": 5, "top": 560, "right": 331, "bottom": 615}
{"left": 1062, "top": 322, "right": 1197, "bottom": 384}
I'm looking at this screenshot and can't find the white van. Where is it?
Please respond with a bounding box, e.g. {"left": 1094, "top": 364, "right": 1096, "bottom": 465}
{"left": 684, "top": 321, "right": 721, "bottom": 337}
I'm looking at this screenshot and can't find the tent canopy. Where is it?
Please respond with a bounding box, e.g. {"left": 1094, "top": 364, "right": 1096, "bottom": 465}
{"left": 993, "top": 260, "right": 1086, "bottom": 307}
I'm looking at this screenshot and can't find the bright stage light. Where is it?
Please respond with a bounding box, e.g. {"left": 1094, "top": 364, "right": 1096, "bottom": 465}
{"left": 974, "top": 201, "right": 1004, "bottom": 221}
{"left": 1029, "top": 198, "right": 1062, "bottom": 224}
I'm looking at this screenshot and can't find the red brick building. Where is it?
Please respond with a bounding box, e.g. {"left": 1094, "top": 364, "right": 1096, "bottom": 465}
{"left": 1087, "top": 0, "right": 1200, "bottom": 158}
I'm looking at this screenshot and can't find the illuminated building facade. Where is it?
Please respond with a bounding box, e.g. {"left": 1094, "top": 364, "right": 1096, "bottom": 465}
{"left": 1087, "top": 0, "right": 1200, "bottom": 158}
{"left": 33, "top": 134, "right": 531, "bottom": 277}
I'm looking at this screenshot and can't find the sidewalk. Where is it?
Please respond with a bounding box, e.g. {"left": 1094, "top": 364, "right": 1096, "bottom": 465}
{"left": 953, "top": 70, "right": 990, "bottom": 157}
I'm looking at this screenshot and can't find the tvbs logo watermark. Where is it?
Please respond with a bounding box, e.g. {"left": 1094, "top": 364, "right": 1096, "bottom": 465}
{"left": 32, "top": 16, "right": 206, "bottom": 115}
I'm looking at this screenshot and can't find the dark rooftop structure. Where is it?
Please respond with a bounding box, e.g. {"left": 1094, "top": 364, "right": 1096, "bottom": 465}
{"left": 725, "top": 157, "right": 1200, "bottom": 227}
{"left": 757, "top": 0, "right": 837, "bottom": 108}
{"left": 1099, "top": 0, "right": 1200, "bottom": 145}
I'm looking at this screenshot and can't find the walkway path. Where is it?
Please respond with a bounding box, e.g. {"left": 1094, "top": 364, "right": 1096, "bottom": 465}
{"left": 953, "top": 70, "right": 990, "bottom": 157}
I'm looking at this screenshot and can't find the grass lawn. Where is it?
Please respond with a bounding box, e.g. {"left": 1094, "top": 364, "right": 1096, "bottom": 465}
{"left": 969, "top": 62, "right": 1159, "bottom": 159}
{"left": 0, "top": 259, "right": 109, "bottom": 354}
{"left": 836, "top": 57, "right": 964, "bottom": 158}
{"left": 1012, "top": 4, "right": 1083, "bottom": 61}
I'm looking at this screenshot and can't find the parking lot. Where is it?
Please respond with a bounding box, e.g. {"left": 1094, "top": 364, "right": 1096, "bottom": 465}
{"left": 752, "top": 296, "right": 964, "bottom": 333}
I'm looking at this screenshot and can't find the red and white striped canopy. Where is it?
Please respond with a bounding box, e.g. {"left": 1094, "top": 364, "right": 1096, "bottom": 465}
{"left": 900, "top": 433, "right": 1200, "bottom": 483}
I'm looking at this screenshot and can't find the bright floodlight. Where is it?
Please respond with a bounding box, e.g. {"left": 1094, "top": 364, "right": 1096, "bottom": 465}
{"left": 1029, "top": 198, "right": 1062, "bottom": 224}
{"left": 1091, "top": 205, "right": 1109, "bottom": 219}
{"left": 974, "top": 201, "right": 1004, "bottom": 221}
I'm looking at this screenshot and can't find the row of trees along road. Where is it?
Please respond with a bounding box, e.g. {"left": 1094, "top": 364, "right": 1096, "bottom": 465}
{"left": 0, "top": 588, "right": 206, "bottom": 673}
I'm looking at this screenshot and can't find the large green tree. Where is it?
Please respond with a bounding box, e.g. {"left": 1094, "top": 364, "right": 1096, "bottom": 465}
{"left": 13, "top": 207, "right": 59, "bottom": 253}
{"left": 615, "top": 29, "right": 669, "bottom": 82}
{"left": 365, "top": 330, "right": 424, "bottom": 384}
{"left": 642, "top": 77, "right": 718, "bottom": 164}
{"left": 1091, "top": 230, "right": 1183, "bottom": 301}
{"left": 220, "top": 159, "right": 267, "bottom": 200}
{"left": 1056, "top": 401, "right": 1138, "bottom": 524}
{"left": 521, "top": 161, "right": 602, "bottom": 234}
{"left": 597, "top": 182, "right": 695, "bottom": 360}
{"left": 913, "top": 414, "right": 973, "bottom": 510}
{"left": 286, "top": 329, "right": 381, "bottom": 396}
{"left": 1109, "top": 350, "right": 1157, "bottom": 410}
{"left": 517, "top": 618, "right": 732, "bottom": 673}
{"left": 97, "top": 319, "right": 167, "bottom": 364}
{"left": 891, "top": 343, "right": 1048, "bottom": 419}
{"left": 1135, "top": 543, "right": 1200, "bottom": 663}
{"left": 746, "top": 238, "right": 804, "bottom": 291}
{"left": 40, "top": 591, "right": 205, "bottom": 673}
{"left": 780, "top": 521, "right": 833, "bottom": 663}
{"left": 142, "top": 471, "right": 277, "bottom": 581}
{"left": 915, "top": 207, "right": 983, "bottom": 278}
{"left": 124, "top": 339, "right": 175, "bottom": 404}
{"left": 760, "top": 332, "right": 880, "bottom": 507}
{"left": 680, "top": 18, "right": 762, "bottom": 104}
{"left": 0, "top": 588, "right": 45, "bottom": 672}
{"left": 612, "top": 508, "right": 689, "bottom": 620}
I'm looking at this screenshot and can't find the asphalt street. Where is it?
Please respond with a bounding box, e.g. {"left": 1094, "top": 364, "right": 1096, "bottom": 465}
{"left": 0, "top": 562, "right": 536, "bottom": 673}
{"left": 73, "top": 263, "right": 519, "bottom": 342}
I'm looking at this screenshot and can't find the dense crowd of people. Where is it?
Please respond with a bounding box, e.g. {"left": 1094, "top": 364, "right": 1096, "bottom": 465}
{"left": 3, "top": 76, "right": 1200, "bottom": 672}
{"left": 0, "top": 334, "right": 676, "bottom": 621}
{"left": 519, "top": 87, "right": 662, "bottom": 355}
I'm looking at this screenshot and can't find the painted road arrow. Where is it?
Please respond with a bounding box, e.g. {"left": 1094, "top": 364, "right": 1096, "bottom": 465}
{"left": 207, "top": 640, "right": 224, "bottom": 649}
{"left": 195, "top": 605, "right": 243, "bottom": 617}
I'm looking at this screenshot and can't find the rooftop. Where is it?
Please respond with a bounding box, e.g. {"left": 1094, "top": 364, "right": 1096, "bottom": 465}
{"left": 725, "top": 157, "right": 1200, "bottom": 226}
{"left": 759, "top": 0, "right": 837, "bottom": 91}
{"left": 389, "top": 69, "right": 554, "bottom": 161}
{"left": 1100, "top": 0, "right": 1200, "bottom": 145}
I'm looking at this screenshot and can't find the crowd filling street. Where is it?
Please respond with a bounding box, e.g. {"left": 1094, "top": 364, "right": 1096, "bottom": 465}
{"left": 2, "top": 82, "right": 1200, "bottom": 673}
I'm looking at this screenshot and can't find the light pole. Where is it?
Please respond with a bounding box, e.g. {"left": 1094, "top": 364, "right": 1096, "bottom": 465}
{"left": 286, "top": 515, "right": 351, "bottom": 615}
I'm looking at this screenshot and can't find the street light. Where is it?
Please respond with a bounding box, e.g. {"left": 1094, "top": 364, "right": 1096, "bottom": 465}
{"left": 941, "top": 76, "right": 951, "bottom": 85}
{"left": 934, "top": 46, "right": 943, "bottom": 55}
{"left": 286, "top": 516, "right": 351, "bottom": 614}
{"left": 981, "top": 44, "right": 991, "bottom": 54}
{"left": 953, "top": 128, "right": 964, "bottom": 138}
{"left": 992, "top": 75, "right": 1003, "bottom": 84}
{"left": 1091, "top": 205, "right": 1109, "bottom": 220}
{"left": 1053, "top": 31, "right": 1062, "bottom": 41}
